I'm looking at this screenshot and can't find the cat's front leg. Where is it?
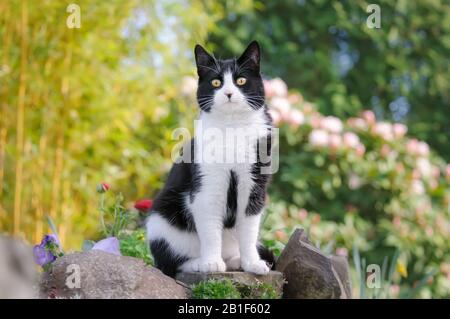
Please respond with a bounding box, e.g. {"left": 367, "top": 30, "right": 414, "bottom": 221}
{"left": 236, "top": 213, "right": 270, "bottom": 275}
{"left": 188, "top": 186, "right": 227, "bottom": 273}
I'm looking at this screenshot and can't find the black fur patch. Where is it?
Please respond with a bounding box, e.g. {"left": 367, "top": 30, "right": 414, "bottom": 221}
{"left": 150, "top": 239, "right": 189, "bottom": 277}
{"left": 224, "top": 170, "right": 238, "bottom": 228}
{"left": 151, "top": 139, "right": 200, "bottom": 232}
{"left": 245, "top": 133, "right": 272, "bottom": 216}
{"left": 257, "top": 243, "right": 276, "bottom": 269}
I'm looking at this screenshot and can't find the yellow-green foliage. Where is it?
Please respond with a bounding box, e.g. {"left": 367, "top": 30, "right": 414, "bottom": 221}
{"left": 0, "top": 1, "right": 244, "bottom": 247}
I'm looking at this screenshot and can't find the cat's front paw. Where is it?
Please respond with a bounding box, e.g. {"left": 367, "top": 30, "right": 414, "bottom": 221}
{"left": 182, "top": 257, "right": 226, "bottom": 273}
{"left": 241, "top": 258, "right": 270, "bottom": 275}
{"left": 198, "top": 258, "right": 226, "bottom": 272}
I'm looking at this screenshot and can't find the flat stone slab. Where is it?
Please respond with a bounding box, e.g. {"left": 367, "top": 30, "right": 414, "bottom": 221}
{"left": 176, "top": 271, "right": 284, "bottom": 296}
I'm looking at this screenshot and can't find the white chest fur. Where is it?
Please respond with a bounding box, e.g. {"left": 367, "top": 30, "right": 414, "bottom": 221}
{"left": 194, "top": 108, "right": 269, "bottom": 168}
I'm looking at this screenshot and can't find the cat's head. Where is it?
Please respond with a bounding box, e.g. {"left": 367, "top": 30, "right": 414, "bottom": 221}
{"left": 194, "top": 41, "right": 265, "bottom": 114}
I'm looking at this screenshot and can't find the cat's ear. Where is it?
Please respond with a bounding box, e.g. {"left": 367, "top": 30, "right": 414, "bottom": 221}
{"left": 194, "top": 44, "right": 216, "bottom": 78}
{"left": 237, "top": 41, "right": 261, "bottom": 72}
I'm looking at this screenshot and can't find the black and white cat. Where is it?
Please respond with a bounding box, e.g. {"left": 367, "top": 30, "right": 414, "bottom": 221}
{"left": 146, "top": 41, "right": 275, "bottom": 277}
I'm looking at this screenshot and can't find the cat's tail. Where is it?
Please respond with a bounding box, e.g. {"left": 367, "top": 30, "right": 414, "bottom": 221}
{"left": 257, "top": 243, "right": 276, "bottom": 270}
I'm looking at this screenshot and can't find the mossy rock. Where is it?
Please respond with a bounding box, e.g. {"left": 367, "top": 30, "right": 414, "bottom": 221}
{"left": 176, "top": 271, "right": 284, "bottom": 299}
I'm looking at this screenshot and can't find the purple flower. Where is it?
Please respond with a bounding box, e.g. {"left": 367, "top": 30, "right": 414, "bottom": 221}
{"left": 33, "top": 244, "right": 56, "bottom": 266}
{"left": 42, "top": 234, "right": 60, "bottom": 246}
{"left": 33, "top": 234, "right": 62, "bottom": 267}
{"left": 92, "top": 237, "right": 121, "bottom": 256}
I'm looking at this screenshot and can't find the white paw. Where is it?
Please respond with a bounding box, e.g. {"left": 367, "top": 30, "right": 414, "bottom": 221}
{"left": 198, "top": 258, "right": 226, "bottom": 272}
{"left": 181, "top": 257, "right": 226, "bottom": 273}
{"left": 225, "top": 256, "right": 241, "bottom": 271}
{"left": 241, "top": 258, "right": 270, "bottom": 275}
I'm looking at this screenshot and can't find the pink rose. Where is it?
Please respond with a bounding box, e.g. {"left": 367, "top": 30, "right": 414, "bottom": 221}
{"left": 263, "top": 80, "right": 274, "bottom": 98}
{"left": 270, "top": 97, "right": 291, "bottom": 118}
{"left": 373, "top": 122, "right": 393, "bottom": 141}
{"left": 309, "top": 129, "right": 329, "bottom": 148}
{"left": 361, "top": 110, "right": 376, "bottom": 125}
{"left": 343, "top": 132, "right": 360, "bottom": 148}
{"left": 268, "top": 108, "right": 281, "bottom": 126}
{"left": 320, "top": 116, "right": 343, "bottom": 133}
{"left": 287, "top": 109, "right": 305, "bottom": 128}
{"left": 406, "top": 139, "right": 419, "bottom": 155}
{"left": 416, "top": 158, "right": 432, "bottom": 178}
{"left": 393, "top": 123, "right": 407, "bottom": 138}
{"left": 380, "top": 144, "right": 391, "bottom": 158}
{"left": 355, "top": 144, "right": 366, "bottom": 157}
{"left": 310, "top": 115, "right": 322, "bottom": 128}
{"left": 432, "top": 166, "right": 440, "bottom": 179}
{"left": 347, "top": 118, "right": 367, "bottom": 131}
{"left": 411, "top": 180, "right": 425, "bottom": 195}
{"left": 270, "top": 78, "right": 288, "bottom": 97}
{"left": 298, "top": 208, "right": 308, "bottom": 221}
{"left": 417, "top": 141, "right": 430, "bottom": 157}
{"left": 328, "top": 134, "right": 342, "bottom": 150}
{"left": 390, "top": 285, "right": 400, "bottom": 298}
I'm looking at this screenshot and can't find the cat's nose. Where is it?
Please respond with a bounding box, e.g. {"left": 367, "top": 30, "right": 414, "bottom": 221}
{"left": 225, "top": 93, "right": 233, "bottom": 99}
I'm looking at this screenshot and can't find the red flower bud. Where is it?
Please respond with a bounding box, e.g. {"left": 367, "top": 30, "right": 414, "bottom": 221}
{"left": 97, "top": 182, "right": 110, "bottom": 193}
{"left": 134, "top": 199, "right": 153, "bottom": 212}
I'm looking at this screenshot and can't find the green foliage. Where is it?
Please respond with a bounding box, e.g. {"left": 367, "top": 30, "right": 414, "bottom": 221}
{"left": 1, "top": 0, "right": 449, "bottom": 299}
{"left": 119, "top": 229, "right": 153, "bottom": 265}
{"left": 191, "top": 279, "right": 280, "bottom": 299}
{"left": 209, "top": 0, "right": 450, "bottom": 160}
{"left": 0, "top": 0, "right": 237, "bottom": 247}
{"left": 352, "top": 247, "right": 438, "bottom": 299}
{"left": 97, "top": 189, "right": 143, "bottom": 238}
{"left": 260, "top": 79, "right": 450, "bottom": 298}
{"left": 192, "top": 279, "right": 241, "bottom": 299}
{"left": 93, "top": 186, "right": 152, "bottom": 264}
{"left": 234, "top": 282, "right": 280, "bottom": 299}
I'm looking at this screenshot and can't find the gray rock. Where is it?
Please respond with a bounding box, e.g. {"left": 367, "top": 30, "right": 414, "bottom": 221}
{"left": 330, "top": 255, "right": 352, "bottom": 298}
{"left": 176, "top": 271, "right": 284, "bottom": 297}
{"left": 0, "top": 235, "right": 37, "bottom": 298}
{"left": 275, "top": 228, "right": 351, "bottom": 299}
{"left": 39, "top": 250, "right": 188, "bottom": 299}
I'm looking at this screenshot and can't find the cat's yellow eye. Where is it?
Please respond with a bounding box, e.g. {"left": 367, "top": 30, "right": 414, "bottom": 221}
{"left": 236, "top": 77, "right": 247, "bottom": 86}
{"left": 211, "top": 79, "right": 222, "bottom": 88}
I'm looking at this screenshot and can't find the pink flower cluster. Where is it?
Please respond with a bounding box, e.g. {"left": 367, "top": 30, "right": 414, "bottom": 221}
{"left": 265, "top": 77, "right": 450, "bottom": 193}
{"left": 348, "top": 111, "right": 448, "bottom": 192}
{"left": 264, "top": 78, "right": 308, "bottom": 127}
{"left": 347, "top": 110, "right": 408, "bottom": 141}
{"left": 308, "top": 121, "right": 365, "bottom": 156}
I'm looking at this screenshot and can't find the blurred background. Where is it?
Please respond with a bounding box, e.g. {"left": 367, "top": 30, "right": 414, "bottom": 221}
{"left": 0, "top": 0, "right": 449, "bottom": 298}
